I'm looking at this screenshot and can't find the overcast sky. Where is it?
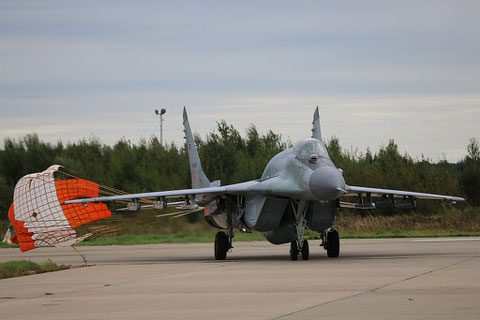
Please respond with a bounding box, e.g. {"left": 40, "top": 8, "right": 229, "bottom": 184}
{"left": 1, "top": 0, "right": 479, "bottom": 162}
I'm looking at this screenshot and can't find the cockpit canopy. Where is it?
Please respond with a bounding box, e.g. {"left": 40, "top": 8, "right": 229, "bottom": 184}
{"left": 293, "top": 138, "right": 330, "bottom": 160}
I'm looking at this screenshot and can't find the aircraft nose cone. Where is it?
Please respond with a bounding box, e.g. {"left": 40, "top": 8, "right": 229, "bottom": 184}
{"left": 309, "top": 166, "right": 346, "bottom": 200}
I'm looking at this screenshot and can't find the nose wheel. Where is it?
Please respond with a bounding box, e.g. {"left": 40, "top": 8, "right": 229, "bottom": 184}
{"left": 290, "top": 240, "right": 309, "bottom": 261}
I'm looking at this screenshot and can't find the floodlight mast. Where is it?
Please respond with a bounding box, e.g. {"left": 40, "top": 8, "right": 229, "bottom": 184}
{"left": 154, "top": 108, "right": 167, "bottom": 146}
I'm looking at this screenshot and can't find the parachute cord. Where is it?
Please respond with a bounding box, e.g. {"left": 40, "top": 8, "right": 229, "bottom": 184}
{"left": 57, "top": 169, "right": 153, "bottom": 204}
{"left": 58, "top": 169, "right": 129, "bottom": 196}
{"left": 93, "top": 216, "right": 164, "bottom": 237}
{"left": 55, "top": 175, "right": 122, "bottom": 198}
{"left": 72, "top": 246, "right": 88, "bottom": 266}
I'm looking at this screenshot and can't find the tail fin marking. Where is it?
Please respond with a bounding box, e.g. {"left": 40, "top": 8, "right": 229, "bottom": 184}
{"left": 183, "top": 107, "right": 211, "bottom": 189}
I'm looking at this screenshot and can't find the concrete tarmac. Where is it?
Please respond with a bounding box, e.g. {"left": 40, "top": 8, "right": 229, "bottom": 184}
{"left": 1, "top": 238, "right": 479, "bottom": 319}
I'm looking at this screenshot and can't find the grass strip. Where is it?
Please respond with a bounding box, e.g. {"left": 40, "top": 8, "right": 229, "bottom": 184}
{"left": 0, "top": 260, "right": 67, "bottom": 280}
{"left": 77, "top": 232, "right": 266, "bottom": 246}
{"left": 315, "top": 230, "right": 480, "bottom": 239}
{"left": 76, "top": 230, "right": 480, "bottom": 246}
{"left": 2, "top": 230, "right": 480, "bottom": 249}
{"left": 0, "top": 243, "right": 19, "bottom": 249}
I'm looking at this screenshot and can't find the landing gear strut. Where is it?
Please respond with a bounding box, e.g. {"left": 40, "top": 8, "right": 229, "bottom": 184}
{"left": 215, "top": 200, "right": 234, "bottom": 260}
{"left": 290, "top": 200, "right": 310, "bottom": 261}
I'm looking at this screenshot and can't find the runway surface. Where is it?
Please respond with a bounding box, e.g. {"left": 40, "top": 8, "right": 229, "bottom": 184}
{"left": 1, "top": 238, "right": 480, "bottom": 319}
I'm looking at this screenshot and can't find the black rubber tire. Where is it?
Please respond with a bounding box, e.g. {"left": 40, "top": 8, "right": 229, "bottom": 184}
{"left": 290, "top": 241, "right": 298, "bottom": 261}
{"left": 327, "top": 230, "right": 340, "bottom": 258}
{"left": 214, "top": 231, "right": 229, "bottom": 260}
{"left": 301, "top": 240, "right": 309, "bottom": 260}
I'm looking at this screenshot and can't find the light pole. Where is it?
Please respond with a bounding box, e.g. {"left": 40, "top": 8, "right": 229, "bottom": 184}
{"left": 154, "top": 108, "right": 166, "bottom": 145}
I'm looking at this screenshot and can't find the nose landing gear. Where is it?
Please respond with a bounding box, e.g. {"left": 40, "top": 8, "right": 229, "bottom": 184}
{"left": 290, "top": 240, "right": 310, "bottom": 261}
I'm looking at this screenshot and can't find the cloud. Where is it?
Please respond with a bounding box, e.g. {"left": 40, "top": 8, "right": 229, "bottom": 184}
{"left": 0, "top": 1, "right": 479, "bottom": 163}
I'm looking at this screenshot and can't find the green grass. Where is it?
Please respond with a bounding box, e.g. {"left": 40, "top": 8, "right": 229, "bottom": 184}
{"left": 2, "top": 207, "right": 480, "bottom": 247}
{"left": 336, "top": 230, "right": 480, "bottom": 239}
{"left": 2, "top": 230, "right": 480, "bottom": 249}
{"left": 0, "top": 260, "right": 67, "bottom": 279}
{"left": 0, "top": 242, "right": 18, "bottom": 249}
{"left": 77, "top": 231, "right": 266, "bottom": 246}
{"left": 303, "top": 230, "right": 480, "bottom": 240}
{"left": 76, "top": 230, "right": 480, "bottom": 246}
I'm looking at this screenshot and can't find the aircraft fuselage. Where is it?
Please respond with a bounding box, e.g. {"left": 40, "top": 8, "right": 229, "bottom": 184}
{"left": 204, "top": 137, "right": 345, "bottom": 244}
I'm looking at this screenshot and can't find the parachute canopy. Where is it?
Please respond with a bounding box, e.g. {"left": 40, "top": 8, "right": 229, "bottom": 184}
{"left": 8, "top": 165, "right": 111, "bottom": 252}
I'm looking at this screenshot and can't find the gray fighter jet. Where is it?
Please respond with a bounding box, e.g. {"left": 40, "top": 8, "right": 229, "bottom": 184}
{"left": 66, "top": 107, "right": 464, "bottom": 260}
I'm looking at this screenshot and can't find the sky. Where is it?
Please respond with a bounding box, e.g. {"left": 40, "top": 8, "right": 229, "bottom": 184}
{"left": 0, "top": 0, "right": 479, "bottom": 162}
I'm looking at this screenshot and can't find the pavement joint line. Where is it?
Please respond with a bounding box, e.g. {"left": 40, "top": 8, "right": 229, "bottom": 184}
{"left": 412, "top": 238, "right": 480, "bottom": 242}
{"left": 271, "top": 256, "right": 478, "bottom": 320}
{"left": 370, "top": 257, "right": 478, "bottom": 292}
{"left": 0, "top": 263, "right": 228, "bottom": 302}
{"left": 54, "top": 263, "right": 229, "bottom": 297}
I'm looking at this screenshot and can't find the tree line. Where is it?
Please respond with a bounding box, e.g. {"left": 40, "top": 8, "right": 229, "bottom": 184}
{"left": 0, "top": 121, "right": 479, "bottom": 220}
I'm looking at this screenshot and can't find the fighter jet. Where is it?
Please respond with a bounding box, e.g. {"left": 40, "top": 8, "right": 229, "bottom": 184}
{"left": 65, "top": 107, "right": 464, "bottom": 260}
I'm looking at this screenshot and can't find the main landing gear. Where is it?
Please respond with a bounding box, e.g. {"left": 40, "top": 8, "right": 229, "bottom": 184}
{"left": 214, "top": 231, "right": 231, "bottom": 260}
{"left": 322, "top": 229, "right": 340, "bottom": 258}
{"left": 215, "top": 204, "right": 235, "bottom": 260}
{"left": 290, "top": 227, "right": 340, "bottom": 261}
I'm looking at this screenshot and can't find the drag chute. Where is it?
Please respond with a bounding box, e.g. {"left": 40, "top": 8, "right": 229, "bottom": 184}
{"left": 8, "top": 165, "right": 111, "bottom": 252}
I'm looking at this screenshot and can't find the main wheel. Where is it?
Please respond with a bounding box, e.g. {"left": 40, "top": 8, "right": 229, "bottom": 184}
{"left": 326, "top": 230, "right": 340, "bottom": 258}
{"left": 290, "top": 241, "right": 298, "bottom": 261}
{"left": 301, "top": 240, "right": 309, "bottom": 260}
{"left": 214, "top": 231, "right": 229, "bottom": 260}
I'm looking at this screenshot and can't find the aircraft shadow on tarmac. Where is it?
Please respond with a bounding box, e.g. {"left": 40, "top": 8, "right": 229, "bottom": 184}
{"left": 86, "top": 251, "right": 464, "bottom": 265}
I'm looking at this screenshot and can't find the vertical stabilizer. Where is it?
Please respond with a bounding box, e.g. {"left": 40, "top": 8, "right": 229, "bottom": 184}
{"left": 183, "top": 107, "right": 211, "bottom": 188}
{"left": 311, "top": 106, "right": 322, "bottom": 141}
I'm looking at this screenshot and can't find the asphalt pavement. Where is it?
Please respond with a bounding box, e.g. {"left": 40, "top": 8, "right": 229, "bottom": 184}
{"left": 1, "top": 238, "right": 479, "bottom": 319}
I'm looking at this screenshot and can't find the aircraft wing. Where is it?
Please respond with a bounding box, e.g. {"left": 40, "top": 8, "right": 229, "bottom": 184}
{"left": 63, "top": 186, "right": 228, "bottom": 204}
{"left": 63, "top": 180, "right": 262, "bottom": 205}
{"left": 63, "top": 175, "right": 306, "bottom": 205}
{"left": 344, "top": 185, "right": 465, "bottom": 202}
{"left": 63, "top": 180, "right": 465, "bottom": 205}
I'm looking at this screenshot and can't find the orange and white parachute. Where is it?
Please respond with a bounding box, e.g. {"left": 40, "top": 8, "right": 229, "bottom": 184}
{"left": 8, "top": 165, "right": 111, "bottom": 252}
